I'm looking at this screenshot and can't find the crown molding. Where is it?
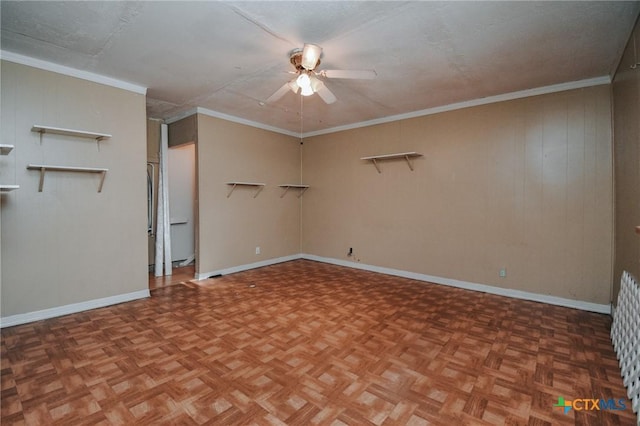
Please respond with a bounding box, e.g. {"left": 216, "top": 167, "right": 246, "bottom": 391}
{"left": 165, "top": 107, "right": 299, "bottom": 137}
{"left": 0, "top": 50, "right": 147, "bottom": 95}
{"left": 302, "top": 76, "right": 612, "bottom": 138}
{"left": 194, "top": 107, "right": 299, "bottom": 137}
{"left": 170, "top": 75, "right": 610, "bottom": 138}
{"left": 3, "top": 50, "right": 609, "bottom": 138}
{"left": 164, "top": 108, "right": 199, "bottom": 125}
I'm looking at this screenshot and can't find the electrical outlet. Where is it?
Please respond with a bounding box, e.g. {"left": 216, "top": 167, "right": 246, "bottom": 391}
{"left": 255, "top": 246, "right": 261, "bottom": 255}
{"left": 499, "top": 268, "right": 506, "bottom": 278}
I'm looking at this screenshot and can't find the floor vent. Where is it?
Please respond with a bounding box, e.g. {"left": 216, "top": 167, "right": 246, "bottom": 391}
{"left": 611, "top": 271, "right": 640, "bottom": 419}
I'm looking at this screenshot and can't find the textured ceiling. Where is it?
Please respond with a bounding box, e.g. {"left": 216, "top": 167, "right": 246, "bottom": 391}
{"left": 2, "top": 1, "right": 639, "bottom": 135}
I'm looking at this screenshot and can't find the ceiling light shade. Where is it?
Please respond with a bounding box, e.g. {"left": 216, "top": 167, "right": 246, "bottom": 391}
{"left": 300, "top": 85, "right": 314, "bottom": 96}
{"left": 297, "top": 73, "right": 311, "bottom": 89}
{"left": 301, "top": 44, "right": 322, "bottom": 70}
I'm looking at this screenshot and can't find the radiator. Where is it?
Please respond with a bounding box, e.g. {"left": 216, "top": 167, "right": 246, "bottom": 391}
{"left": 611, "top": 271, "right": 640, "bottom": 418}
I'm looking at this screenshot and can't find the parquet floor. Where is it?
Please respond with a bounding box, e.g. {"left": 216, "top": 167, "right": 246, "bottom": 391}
{"left": 148, "top": 265, "right": 195, "bottom": 290}
{"left": 2, "top": 260, "right": 636, "bottom": 425}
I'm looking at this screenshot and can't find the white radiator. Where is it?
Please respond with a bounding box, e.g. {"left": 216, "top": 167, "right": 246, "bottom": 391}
{"left": 611, "top": 271, "right": 640, "bottom": 418}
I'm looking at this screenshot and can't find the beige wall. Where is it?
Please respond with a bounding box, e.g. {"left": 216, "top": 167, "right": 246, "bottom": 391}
{"left": 169, "top": 115, "right": 197, "bottom": 148}
{"left": 0, "top": 61, "right": 148, "bottom": 317}
{"left": 0, "top": 61, "right": 617, "bottom": 317}
{"left": 196, "top": 114, "right": 301, "bottom": 275}
{"left": 302, "top": 86, "right": 613, "bottom": 304}
{"left": 613, "top": 17, "right": 640, "bottom": 302}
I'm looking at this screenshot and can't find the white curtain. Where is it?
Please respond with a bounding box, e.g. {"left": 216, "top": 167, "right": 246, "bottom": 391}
{"left": 154, "top": 124, "right": 172, "bottom": 276}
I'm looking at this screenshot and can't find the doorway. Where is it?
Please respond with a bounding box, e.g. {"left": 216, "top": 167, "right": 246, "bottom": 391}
{"left": 168, "top": 142, "right": 196, "bottom": 267}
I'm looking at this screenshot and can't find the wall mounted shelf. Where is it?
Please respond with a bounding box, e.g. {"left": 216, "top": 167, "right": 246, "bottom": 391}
{"left": 31, "top": 125, "right": 112, "bottom": 141}
{"left": 361, "top": 152, "right": 423, "bottom": 173}
{"left": 0, "top": 145, "right": 15, "bottom": 155}
{"left": 27, "top": 164, "right": 108, "bottom": 192}
{"left": 226, "top": 182, "right": 265, "bottom": 198}
{"left": 1, "top": 145, "right": 18, "bottom": 191}
{"left": 0, "top": 185, "right": 20, "bottom": 192}
{"left": 278, "top": 184, "right": 309, "bottom": 198}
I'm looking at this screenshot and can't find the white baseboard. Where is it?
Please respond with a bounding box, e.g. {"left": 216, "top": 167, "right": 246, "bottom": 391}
{"left": 4, "top": 255, "right": 607, "bottom": 328}
{"left": 0, "top": 289, "right": 150, "bottom": 328}
{"left": 301, "top": 254, "right": 611, "bottom": 314}
{"left": 196, "top": 254, "right": 303, "bottom": 280}
{"left": 610, "top": 303, "right": 616, "bottom": 319}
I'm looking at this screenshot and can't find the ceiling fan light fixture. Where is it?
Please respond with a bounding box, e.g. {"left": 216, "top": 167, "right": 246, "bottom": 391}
{"left": 267, "top": 42, "right": 374, "bottom": 105}
{"left": 301, "top": 43, "right": 322, "bottom": 70}
{"left": 296, "top": 73, "right": 314, "bottom": 96}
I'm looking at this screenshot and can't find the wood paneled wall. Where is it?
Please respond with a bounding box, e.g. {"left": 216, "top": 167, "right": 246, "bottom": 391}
{"left": 613, "top": 17, "right": 640, "bottom": 304}
{"left": 302, "top": 86, "right": 613, "bottom": 304}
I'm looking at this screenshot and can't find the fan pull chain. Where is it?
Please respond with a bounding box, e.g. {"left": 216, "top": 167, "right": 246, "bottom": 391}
{"left": 632, "top": 33, "right": 639, "bottom": 69}
{"left": 300, "top": 93, "right": 304, "bottom": 143}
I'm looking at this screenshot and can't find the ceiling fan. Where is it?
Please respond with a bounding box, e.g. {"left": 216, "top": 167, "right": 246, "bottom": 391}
{"left": 266, "top": 43, "right": 376, "bottom": 105}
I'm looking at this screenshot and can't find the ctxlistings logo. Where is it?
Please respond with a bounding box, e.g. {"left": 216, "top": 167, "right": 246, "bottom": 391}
{"left": 554, "top": 396, "right": 626, "bottom": 414}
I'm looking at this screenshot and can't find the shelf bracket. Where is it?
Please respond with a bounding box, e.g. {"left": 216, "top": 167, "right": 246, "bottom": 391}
{"left": 279, "top": 186, "right": 291, "bottom": 198}
{"left": 404, "top": 154, "right": 414, "bottom": 171}
{"left": 227, "top": 183, "right": 238, "bottom": 198}
{"left": 37, "top": 166, "right": 46, "bottom": 192}
{"left": 296, "top": 186, "right": 309, "bottom": 198}
{"left": 226, "top": 183, "right": 264, "bottom": 198}
{"left": 97, "top": 170, "right": 107, "bottom": 193}
{"left": 371, "top": 158, "right": 382, "bottom": 173}
{"left": 279, "top": 186, "right": 309, "bottom": 198}
{"left": 252, "top": 186, "right": 264, "bottom": 198}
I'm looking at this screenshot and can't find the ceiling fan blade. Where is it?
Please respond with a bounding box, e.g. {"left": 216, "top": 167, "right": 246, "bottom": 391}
{"left": 265, "top": 82, "right": 293, "bottom": 104}
{"left": 301, "top": 43, "right": 322, "bottom": 70}
{"left": 315, "top": 81, "right": 337, "bottom": 104}
{"left": 288, "top": 79, "right": 300, "bottom": 93}
{"left": 322, "top": 69, "right": 377, "bottom": 80}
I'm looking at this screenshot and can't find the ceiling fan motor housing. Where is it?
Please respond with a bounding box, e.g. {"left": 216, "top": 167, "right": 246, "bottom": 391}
{"left": 290, "top": 50, "right": 320, "bottom": 71}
